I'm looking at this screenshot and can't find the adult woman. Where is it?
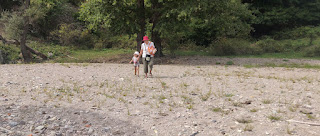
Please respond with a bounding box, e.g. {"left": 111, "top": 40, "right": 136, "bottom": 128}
{"left": 138, "top": 36, "right": 156, "bottom": 78}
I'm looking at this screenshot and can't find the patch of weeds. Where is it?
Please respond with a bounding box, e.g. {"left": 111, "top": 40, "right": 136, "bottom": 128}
{"left": 268, "top": 114, "right": 281, "bottom": 121}
{"left": 161, "top": 81, "right": 168, "bottom": 89}
{"left": 232, "top": 102, "right": 243, "bottom": 107}
{"left": 283, "top": 59, "right": 289, "bottom": 62}
{"left": 262, "top": 99, "right": 272, "bottom": 104}
{"left": 127, "top": 108, "right": 131, "bottom": 116}
{"left": 181, "top": 95, "right": 193, "bottom": 104}
{"left": 250, "top": 108, "right": 258, "bottom": 112}
{"left": 244, "top": 124, "right": 254, "bottom": 131}
{"left": 244, "top": 64, "right": 256, "bottom": 68}
{"left": 187, "top": 104, "right": 193, "bottom": 110}
{"left": 286, "top": 126, "right": 294, "bottom": 135}
{"left": 307, "top": 114, "right": 315, "bottom": 120}
{"left": 60, "top": 63, "right": 70, "bottom": 68}
{"left": 236, "top": 118, "right": 253, "bottom": 124}
{"left": 216, "top": 62, "right": 221, "bottom": 65}
{"left": 21, "top": 87, "right": 27, "bottom": 93}
{"left": 99, "top": 82, "right": 105, "bottom": 88}
{"left": 104, "top": 93, "right": 115, "bottom": 99}
{"left": 200, "top": 90, "right": 212, "bottom": 101}
{"left": 118, "top": 97, "right": 127, "bottom": 103}
{"left": 159, "top": 95, "right": 167, "bottom": 100}
{"left": 226, "top": 61, "right": 234, "bottom": 65}
{"left": 288, "top": 106, "right": 297, "bottom": 112}
{"left": 225, "top": 93, "right": 234, "bottom": 97}
{"left": 143, "top": 102, "right": 149, "bottom": 105}
{"left": 212, "top": 107, "right": 222, "bottom": 112}
{"left": 181, "top": 83, "right": 189, "bottom": 88}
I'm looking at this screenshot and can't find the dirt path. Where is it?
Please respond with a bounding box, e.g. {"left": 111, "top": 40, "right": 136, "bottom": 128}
{"left": 1, "top": 61, "right": 320, "bottom": 135}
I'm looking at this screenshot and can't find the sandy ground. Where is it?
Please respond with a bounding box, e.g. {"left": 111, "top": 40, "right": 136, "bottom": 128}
{"left": 1, "top": 60, "right": 320, "bottom": 136}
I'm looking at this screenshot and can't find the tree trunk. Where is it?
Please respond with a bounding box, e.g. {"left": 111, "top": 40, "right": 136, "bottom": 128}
{"left": 0, "top": 34, "right": 47, "bottom": 60}
{"left": 20, "top": 0, "right": 32, "bottom": 63}
{"left": 151, "top": 0, "right": 164, "bottom": 57}
{"left": 0, "top": 50, "right": 4, "bottom": 64}
{"left": 136, "top": 0, "right": 145, "bottom": 51}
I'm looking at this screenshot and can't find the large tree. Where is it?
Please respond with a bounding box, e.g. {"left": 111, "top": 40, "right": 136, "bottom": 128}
{"left": 243, "top": 0, "right": 320, "bottom": 37}
{"left": 79, "top": 0, "right": 194, "bottom": 57}
{"left": 0, "top": 0, "right": 54, "bottom": 62}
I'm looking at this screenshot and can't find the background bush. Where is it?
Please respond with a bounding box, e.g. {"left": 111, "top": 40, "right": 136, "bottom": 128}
{"left": 0, "top": 43, "right": 20, "bottom": 63}
{"left": 256, "top": 38, "right": 285, "bottom": 53}
{"left": 304, "top": 45, "right": 320, "bottom": 57}
{"left": 209, "top": 38, "right": 262, "bottom": 56}
{"left": 28, "top": 41, "right": 72, "bottom": 59}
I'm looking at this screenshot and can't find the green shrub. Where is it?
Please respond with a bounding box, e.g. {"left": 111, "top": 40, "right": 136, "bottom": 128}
{"left": 28, "top": 41, "right": 72, "bottom": 59}
{"left": 274, "top": 26, "right": 320, "bottom": 41}
{"left": 0, "top": 43, "right": 21, "bottom": 63}
{"left": 209, "top": 38, "right": 262, "bottom": 56}
{"left": 256, "top": 38, "right": 285, "bottom": 53}
{"left": 0, "top": 11, "right": 24, "bottom": 40}
{"left": 304, "top": 45, "right": 320, "bottom": 57}
{"left": 50, "top": 23, "right": 95, "bottom": 48}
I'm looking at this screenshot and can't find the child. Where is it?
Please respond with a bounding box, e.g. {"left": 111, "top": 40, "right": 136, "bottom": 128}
{"left": 129, "top": 51, "right": 140, "bottom": 76}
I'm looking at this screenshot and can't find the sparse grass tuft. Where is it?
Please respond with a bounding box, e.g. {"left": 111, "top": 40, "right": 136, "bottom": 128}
{"left": 262, "top": 99, "right": 272, "bottom": 104}
{"left": 200, "top": 90, "right": 212, "bottom": 101}
{"left": 288, "top": 106, "right": 297, "bottom": 112}
{"left": 224, "top": 93, "right": 234, "bottom": 97}
{"left": 236, "top": 118, "right": 253, "bottom": 124}
{"left": 181, "top": 95, "right": 193, "bottom": 104}
{"left": 187, "top": 104, "right": 193, "bottom": 110}
{"left": 226, "top": 61, "right": 234, "bottom": 65}
{"left": 244, "top": 124, "right": 254, "bottom": 131}
{"left": 212, "top": 107, "right": 222, "bottom": 112}
{"left": 250, "top": 108, "right": 258, "bottom": 112}
{"left": 307, "top": 114, "right": 315, "bottom": 120}
{"left": 268, "top": 114, "right": 281, "bottom": 121}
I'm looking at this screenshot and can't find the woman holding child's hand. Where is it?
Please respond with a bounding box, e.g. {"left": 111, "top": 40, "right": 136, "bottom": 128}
{"left": 138, "top": 36, "right": 157, "bottom": 78}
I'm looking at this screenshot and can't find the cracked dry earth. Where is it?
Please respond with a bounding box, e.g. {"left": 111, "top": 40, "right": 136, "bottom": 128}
{"left": 1, "top": 63, "right": 320, "bottom": 136}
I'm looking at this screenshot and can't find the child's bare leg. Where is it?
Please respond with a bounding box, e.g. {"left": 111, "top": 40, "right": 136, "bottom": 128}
{"left": 137, "top": 67, "right": 139, "bottom": 76}
{"left": 134, "top": 67, "right": 137, "bottom": 75}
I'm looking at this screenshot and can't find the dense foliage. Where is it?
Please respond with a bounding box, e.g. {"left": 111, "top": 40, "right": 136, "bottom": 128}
{"left": 1, "top": 0, "right": 320, "bottom": 62}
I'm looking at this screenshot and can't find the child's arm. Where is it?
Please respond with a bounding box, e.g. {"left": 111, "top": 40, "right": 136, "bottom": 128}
{"left": 129, "top": 59, "right": 133, "bottom": 64}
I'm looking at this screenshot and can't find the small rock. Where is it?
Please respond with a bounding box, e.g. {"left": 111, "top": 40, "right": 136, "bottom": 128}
{"left": 103, "top": 127, "right": 111, "bottom": 132}
{"left": 48, "top": 131, "right": 56, "bottom": 136}
{"left": 19, "top": 121, "right": 26, "bottom": 125}
{"left": 190, "top": 131, "right": 199, "bottom": 136}
{"left": 220, "top": 130, "right": 226, "bottom": 135}
{"left": 49, "top": 117, "right": 57, "bottom": 121}
{"left": 9, "top": 121, "right": 19, "bottom": 127}
{"left": 300, "top": 110, "right": 313, "bottom": 114}
{"left": 88, "top": 128, "right": 94, "bottom": 134}
{"left": 303, "top": 105, "right": 313, "bottom": 109}
{"left": 35, "top": 126, "right": 45, "bottom": 130}
{"left": 212, "top": 120, "right": 217, "bottom": 123}
{"left": 74, "top": 112, "right": 80, "bottom": 115}
{"left": 44, "top": 115, "right": 51, "bottom": 119}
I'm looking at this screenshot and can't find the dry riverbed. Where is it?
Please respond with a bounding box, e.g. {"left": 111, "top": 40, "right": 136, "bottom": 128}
{"left": 1, "top": 62, "right": 320, "bottom": 136}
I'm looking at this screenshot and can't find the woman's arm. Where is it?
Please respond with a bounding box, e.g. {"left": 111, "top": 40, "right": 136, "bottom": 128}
{"left": 138, "top": 49, "right": 143, "bottom": 61}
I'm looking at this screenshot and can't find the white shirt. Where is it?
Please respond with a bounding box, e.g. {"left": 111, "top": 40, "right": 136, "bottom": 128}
{"left": 132, "top": 56, "right": 139, "bottom": 66}
{"left": 141, "top": 42, "right": 155, "bottom": 58}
